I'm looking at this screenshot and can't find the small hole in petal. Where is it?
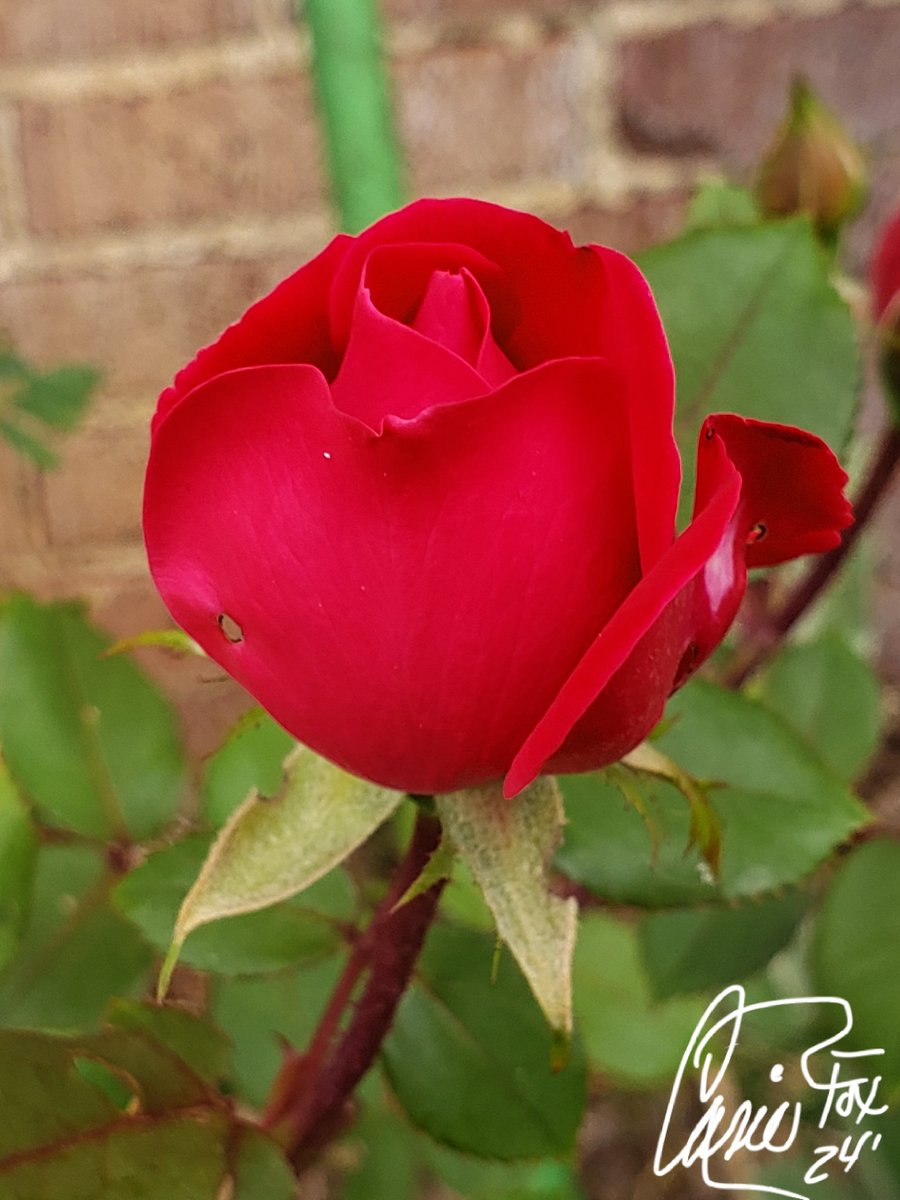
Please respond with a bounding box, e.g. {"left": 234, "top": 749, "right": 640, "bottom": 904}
{"left": 747, "top": 522, "right": 767, "bottom": 545}
{"left": 672, "top": 641, "right": 699, "bottom": 691}
{"left": 217, "top": 613, "right": 244, "bottom": 643}
{"left": 705, "top": 425, "right": 715, "bottom": 440}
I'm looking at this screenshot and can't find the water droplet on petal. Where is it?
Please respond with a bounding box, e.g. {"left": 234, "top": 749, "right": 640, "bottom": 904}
{"left": 217, "top": 613, "right": 244, "bottom": 643}
{"left": 323, "top": 451, "right": 332, "bottom": 460}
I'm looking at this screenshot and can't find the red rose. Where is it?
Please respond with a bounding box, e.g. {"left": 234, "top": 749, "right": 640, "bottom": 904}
{"left": 873, "top": 205, "right": 900, "bottom": 322}
{"left": 144, "top": 199, "right": 851, "bottom": 798}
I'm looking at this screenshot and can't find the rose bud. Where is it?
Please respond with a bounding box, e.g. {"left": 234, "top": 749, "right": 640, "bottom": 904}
{"left": 144, "top": 199, "right": 852, "bottom": 798}
{"left": 872, "top": 205, "right": 900, "bottom": 411}
{"left": 756, "top": 78, "right": 866, "bottom": 240}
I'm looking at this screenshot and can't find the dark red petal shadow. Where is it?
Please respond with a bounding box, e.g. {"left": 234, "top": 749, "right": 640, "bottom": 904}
{"left": 145, "top": 358, "right": 641, "bottom": 795}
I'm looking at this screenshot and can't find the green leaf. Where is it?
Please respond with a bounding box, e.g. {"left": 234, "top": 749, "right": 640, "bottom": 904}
{"left": 761, "top": 634, "right": 881, "bottom": 780}
{"left": 382, "top": 923, "right": 586, "bottom": 1160}
{"left": 0, "top": 1024, "right": 238, "bottom": 1199}
{"left": 161, "top": 746, "right": 401, "bottom": 992}
{"left": 394, "top": 832, "right": 456, "bottom": 908}
{"left": 685, "top": 181, "right": 760, "bottom": 230}
{"left": 0, "top": 844, "right": 153, "bottom": 1032}
{"left": 0, "top": 757, "right": 38, "bottom": 973}
{"left": 72, "top": 1026, "right": 214, "bottom": 1113}
{"left": 638, "top": 220, "right": 859, "bottom": 514}
{"left": 814, "top": 839, "right": 900, "bottom": 1089}
{"left": 112, "top": 834, "right": 353, "bottom": 978}
{"left": 105, "top": 1000, "right": 231, "bottom": 1086}
{"left": 0, "top": 1030, "right": 119, "bottom": 1156}
{"left": 439, "top": 857, "right": 495, "bottom": 932}
{"left": 200, "top": 709, "right": 296, "bottom": 828}
{"left": 0, "top": 419, "right": 56, "bottom": 467}
{"left": 421, "top": 1137, "right": 585, "bottom": 1200}
{"left": 0, "top": 595, "right": 186, "bottom": 840}
{"left": 0, "top": 1111, "right": 230, "bottom": 1199}
{"left": 556, "top": 680, "right": 867, "bottom": 905}
{"left": 556, "top": 772, "right": 717, "bottom": 907}
{"left": 13, "top": 365, "right": 99, "bottom": 431}
{"left": 231, "top": 1126, "right": 295, "bottom": 1200}
{"left": 211, "top": 955, "right": 347, "bottom": 1106}
{"left": 436, "top": 778, "right": 577, "bottom": 1038}
{"left": 573, "top": 912, "right": 707, "bottom": 1088}
{"left": 622, "top": 741, "right": 722, "bottom": 878}
{"left": 341, "top": 1102, "right": 418, "bottom": 1200}
{"left": 639, "top": 889, "right": 809, "bottom": 1000}
{"left": 657, "top": 680, "right": 868, "bottom": 895}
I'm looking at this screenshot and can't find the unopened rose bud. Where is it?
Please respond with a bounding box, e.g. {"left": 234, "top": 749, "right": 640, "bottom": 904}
{"left": 872, "top": 207, "right": 900, "bottom": 414}
{"left": 756, "top": 78, "right": 866, "bottom": 240}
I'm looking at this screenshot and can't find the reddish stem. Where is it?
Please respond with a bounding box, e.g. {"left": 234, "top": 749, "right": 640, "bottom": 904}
{"left": 725, "top": 425, "right": 900, "bottom": 689}
{"left": 263, "top": 809, "right": 444, "bottom": 1168}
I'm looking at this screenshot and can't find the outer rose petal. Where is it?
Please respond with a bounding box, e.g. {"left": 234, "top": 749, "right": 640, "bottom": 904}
{"left": 329, "top": 198, "right": 680, "bottom": 572}
{"left": 154, "top": 233, "right": 352, "bottom": 429}
{"left": 144, "top": 359, "right": 642, "bottom": 795}
{"left": 504, "top": 417, "right": 851, "bottom": 797}
{"left": 693, "top": 414, "right": 852, "bottom": 568}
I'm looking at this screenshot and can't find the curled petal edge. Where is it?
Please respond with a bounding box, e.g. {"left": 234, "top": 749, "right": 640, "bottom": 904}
{"left": 504, "top": 417, "right": 852, "bottom": 798}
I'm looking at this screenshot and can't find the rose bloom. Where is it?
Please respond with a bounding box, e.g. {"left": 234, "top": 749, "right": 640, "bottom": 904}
{"left": 144, "top": 199, "right": 851, "bottom": 798}
{"left": 873, "top": 205, "right": 900, "bottom": 322}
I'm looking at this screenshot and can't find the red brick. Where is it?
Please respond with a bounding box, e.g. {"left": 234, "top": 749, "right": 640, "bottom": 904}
{"left": 0, "top": 0, "right": 257, "bottom": 65}
{"left": 381, "top": 0, "right": 585, "bottom": 23}
{"left": 41, "top": 422, "right": 150, "bottom": 547}
{"left": 0, "top": 441, "right": 47, "bottom": 556}
{"left": 0, "top": 245, "right": 317, "bottom": 397}
{"left": 19, "top": 74, "right": 324, "bottom": 237}
{"left": 619, "top": 9, "right": 900, "bottom": 171}
{"left": 563, "top": 191, "right": 691, "bottom": 255}
{"left": 396, "top": 34, "right": 587, "bottom": 191}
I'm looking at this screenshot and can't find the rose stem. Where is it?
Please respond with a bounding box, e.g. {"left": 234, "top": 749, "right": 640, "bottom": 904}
{"left": 263, "top": 807, "right": 445, "bottom": 1169}
{"left": 725, "top": 424, "right": 900, "bottom": 689}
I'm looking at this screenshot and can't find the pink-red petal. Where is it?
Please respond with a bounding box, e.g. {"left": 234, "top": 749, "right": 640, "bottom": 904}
{"left": 144, "top": 358, "right": 641, "bottom": 795}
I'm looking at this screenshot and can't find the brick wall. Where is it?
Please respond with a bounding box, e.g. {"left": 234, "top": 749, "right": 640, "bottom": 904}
{"left": 1, "top": 0, "right": 899, "bottom": 751}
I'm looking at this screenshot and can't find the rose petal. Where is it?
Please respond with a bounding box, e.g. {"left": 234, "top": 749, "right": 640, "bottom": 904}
{"left": 592, "top": 247, "right": 681, "bottom": 573}
{"left": 330, "top": 278, "right": 487, "bottom": 429}
{"left": 873, "top": 208, "right": 900, "bottom": 322}
{"left": 155, "top": 234, "right": 352, "bottom": 429}
{"left": 503, "top": 445, "right": 741, "bottom": 797}
{"left": 329, "top": 199, "right": 680, "bottom": 571}
{"left": 144, "top": 358, "right": 641, "bottom": 795}
{"left": 694, "top": 414, "right": 852, "bottom": 567}
{"left": 411, "top": 269, "right": 517, "bottom": 388}
{"left": 504, "top": 417, "right": 851, "bottom": 797}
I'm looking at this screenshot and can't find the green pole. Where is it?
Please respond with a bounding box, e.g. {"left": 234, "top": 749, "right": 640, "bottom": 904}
{"left": 299, "top": 0, "right": 406, "bottom": 233}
